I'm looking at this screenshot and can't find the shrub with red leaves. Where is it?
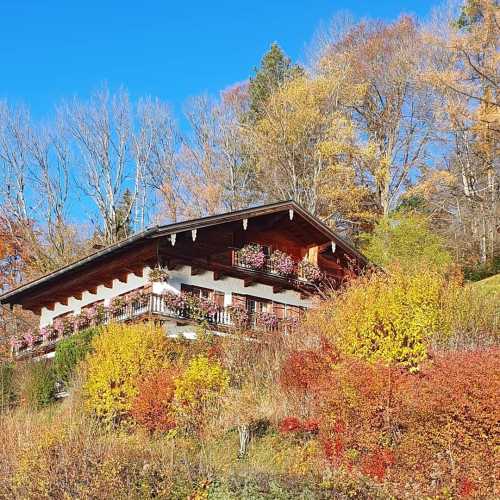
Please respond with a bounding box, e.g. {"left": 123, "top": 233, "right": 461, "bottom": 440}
{"left": 313, "top": 348, "right": 499, "bottom": 497}
{"left": 280, "top": 348, "right": 332, "bottom": 393}
{"left": 302, "top": 418, "right": 320, "bottom": 433}
{"left": 361, "top": 448, "right": 395, "bottom": 481}
{"left": 130, "top": 368, "right": 177, "bottom": 434}
{"left": 279, "top": 416, "right": 303, "bottom": 433}
{"left": 278, "top": 416, "right": 320, "bottom": 435}
{"left": 458, "top": 477, "right": 475, "bottom": 498}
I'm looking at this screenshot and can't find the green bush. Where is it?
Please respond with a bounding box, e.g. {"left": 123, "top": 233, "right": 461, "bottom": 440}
{"left": 362, "top": 212, "right": 452, "bottom": 272}
{"left": 54, "top": 327, "right": 98, "bottom": 385}
{"left": 18, "top": 360, "right": 57, "bottom": 409}
{"left": 0, "top": 362, "right": 16, "bottom": 411}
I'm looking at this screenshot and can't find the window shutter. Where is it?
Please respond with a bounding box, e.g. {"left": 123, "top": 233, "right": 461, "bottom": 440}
{"left": 273, "top": 302, "right": 286, "bottom": 319}
{"left": 231, "top": 293, "right": 246, "bottom": 308}
{"left": 213, "top": 291, "right": 225, "bottom": 307}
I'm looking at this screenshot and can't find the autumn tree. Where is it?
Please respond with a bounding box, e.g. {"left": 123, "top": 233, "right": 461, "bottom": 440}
{"left": 416, "top": 0, "right": 499, "bottom": 264}
{"left": 245, "top": 75, "right": 371, "bottom": 233}
{"left": 317, "top": 17, "right": 436, "bottom": 217}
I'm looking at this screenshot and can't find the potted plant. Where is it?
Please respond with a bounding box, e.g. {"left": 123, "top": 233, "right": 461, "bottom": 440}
{"left": 149, "top": 266, "right": 169, "bottom": 282}
{"left": 270, "top": 250, "right": 296, "bottom": 277}
{"left": 237, "top": 244, "right": 266, "bottom": 270}
{"left": 163, "top": 291, "right": 188, "bottom": 311}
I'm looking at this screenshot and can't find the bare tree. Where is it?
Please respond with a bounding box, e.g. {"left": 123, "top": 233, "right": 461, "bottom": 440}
{"left": 317, "top": 17, "right": 436, "bottom": 216}
{"left": 173, "top": 87, "right": 257, "bottom": 220}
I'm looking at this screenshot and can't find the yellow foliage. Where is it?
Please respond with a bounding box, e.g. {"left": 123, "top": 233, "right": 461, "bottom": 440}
{"left": 307, "top": 268, "right": 451, "bottom": 369}
{"left": 174, "top": 355, "right": 229, "bottom": 425}
{"left": 83, "top": 323, "right": 168, "bottom": 423}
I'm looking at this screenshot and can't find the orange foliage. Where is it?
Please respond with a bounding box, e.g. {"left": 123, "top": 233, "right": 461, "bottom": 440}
{"left": 311, "top": 348, "right": 499, "bottom": 496}
{"left": 279, "top": 342, "right": 336, "bottom": 393}
{"left": 130, "top": 368, "right": 177, "bottom": 434}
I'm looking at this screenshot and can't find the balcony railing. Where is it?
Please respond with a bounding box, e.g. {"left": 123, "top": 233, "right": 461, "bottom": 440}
{"left": 232, "top": 249, "right": 319, "bottom": 284}
{"left": 12, "top": 293, "right": 297, "bottom": 357}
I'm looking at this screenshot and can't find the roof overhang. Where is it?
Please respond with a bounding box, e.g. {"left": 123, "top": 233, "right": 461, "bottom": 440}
{"left": 0, "top": 200, "right": 369, "bottom": 310}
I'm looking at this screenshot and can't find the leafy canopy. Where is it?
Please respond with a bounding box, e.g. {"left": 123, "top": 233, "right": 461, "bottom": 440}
{"left": 363, "top": 212, "right": 452, "bottom": 271}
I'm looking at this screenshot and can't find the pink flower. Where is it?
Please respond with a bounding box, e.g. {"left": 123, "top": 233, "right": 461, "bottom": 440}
{"left": 237, "top": 244, "right": 266, "bottom": 270}
{"left": 270, "top": 250, "right": 295, "bottom": 277}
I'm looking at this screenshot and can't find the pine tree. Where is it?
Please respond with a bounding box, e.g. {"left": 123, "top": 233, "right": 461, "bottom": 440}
{"left": 115, "top": 189, "right": 134, "bottom": 241}
{"left": 247, "top": 43, "right": 303, "bottom": 122}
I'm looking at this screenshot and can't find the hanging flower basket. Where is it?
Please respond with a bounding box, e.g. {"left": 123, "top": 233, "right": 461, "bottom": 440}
{"left": 149, "top": 266, "right": 169, "bottom": 282}
{"left": 163, "top": 291, "right": 188, "bottom": 310}
{"left": 237, "top": 244, "right": 266, "bottom": 270}
{"left": 297, "top": 260, "right": 323, "bottom": 282}
{"left": 270, "top": 250, "right": 296, "bottom": 277}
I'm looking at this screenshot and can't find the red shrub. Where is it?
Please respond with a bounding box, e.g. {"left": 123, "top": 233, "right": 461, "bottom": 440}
{"left": 130, "top": 368, "right": 177, "bottom": 433}
{"left": 302, "top": 418, "right": 320, "bottom": 433}
{"left": 280, "top": 348, "right": 332, "bottom": 392}
{"left": 458, "top": 477, "right": 475, "bottom": 498}
{"left": 313, "top": 348, "right": 499, "bottom": 497}
{"left": 278, "top": 416, "right": 303, "bottom": 433}
{"left": 361, "top": 448, "right": 395, "bottom": 481}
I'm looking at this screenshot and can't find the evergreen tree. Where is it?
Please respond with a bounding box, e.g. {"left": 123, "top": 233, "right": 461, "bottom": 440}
{"left": 115, "top": 189, "right": 134, "bottom": 241}
{"left": 247, "top": 43, "right": 303, "bottom": 122}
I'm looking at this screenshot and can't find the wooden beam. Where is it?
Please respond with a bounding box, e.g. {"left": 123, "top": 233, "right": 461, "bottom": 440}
{"left": 191, "top": 266, "right": 203, "bottom": 276}
{"left": 117, "top": 272, "right": 128, "bottom": 284}
{"left": 273, "top": 286, "right": 284, "bottom": 294}
{"left": 102, "top": 279, "right": 114, "bottom": 289}
{"left": 46, "top": 302, "right": 55, "bottom": 311}
{"left": 125, "top": 265, "right": 145, "bottom": 277}
{"left": 244, "top": 277, "right": 253, "bottom": 287}
{"left": 73, "top": 292, "right": 83, "bottom": 300}
{"left": 88, "top": 286, "right": 98, "bottom": 295}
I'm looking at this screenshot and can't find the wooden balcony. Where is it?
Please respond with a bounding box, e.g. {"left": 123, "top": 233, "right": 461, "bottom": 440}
{"left": 12, "top": 292, "right": 297, "bottom": 358}
{"left": 232, "top": 249, "right": 319, "bottom": 286}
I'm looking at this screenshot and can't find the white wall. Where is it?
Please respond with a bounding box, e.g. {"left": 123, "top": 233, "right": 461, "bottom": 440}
{"left": 39, "top": 264, "right": 314, "bottom": 327}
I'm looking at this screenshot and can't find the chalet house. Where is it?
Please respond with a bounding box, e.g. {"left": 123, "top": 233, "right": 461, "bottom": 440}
{"left": 0, "top": 201, "right": 368, "bottom": 359}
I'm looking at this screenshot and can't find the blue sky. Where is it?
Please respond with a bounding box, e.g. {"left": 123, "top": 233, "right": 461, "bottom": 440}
{"left": 0, "top": 1, "right": 437, "bottom": 119}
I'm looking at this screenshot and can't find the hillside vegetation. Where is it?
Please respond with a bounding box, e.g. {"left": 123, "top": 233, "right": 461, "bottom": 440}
{"left": 472, "top": 274, "right": 500, "bottom": 295}
{"left": 1, "top": 262, "right": 498, "bottom": 499}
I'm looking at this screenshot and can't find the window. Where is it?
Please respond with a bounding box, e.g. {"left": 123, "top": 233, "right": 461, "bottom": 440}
{"left": 181, "top": 284, "right": 211, "bottom": 299}
{"left": 181, "top": 284, "right": 225, "bottom": 306}
{"left": 245, "top": 296, "right": 271, "bottom": 314}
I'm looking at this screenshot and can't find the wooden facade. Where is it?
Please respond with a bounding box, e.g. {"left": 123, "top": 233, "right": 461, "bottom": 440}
{"left": 0, "top": 201, "right": 369, "bottom": 357}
